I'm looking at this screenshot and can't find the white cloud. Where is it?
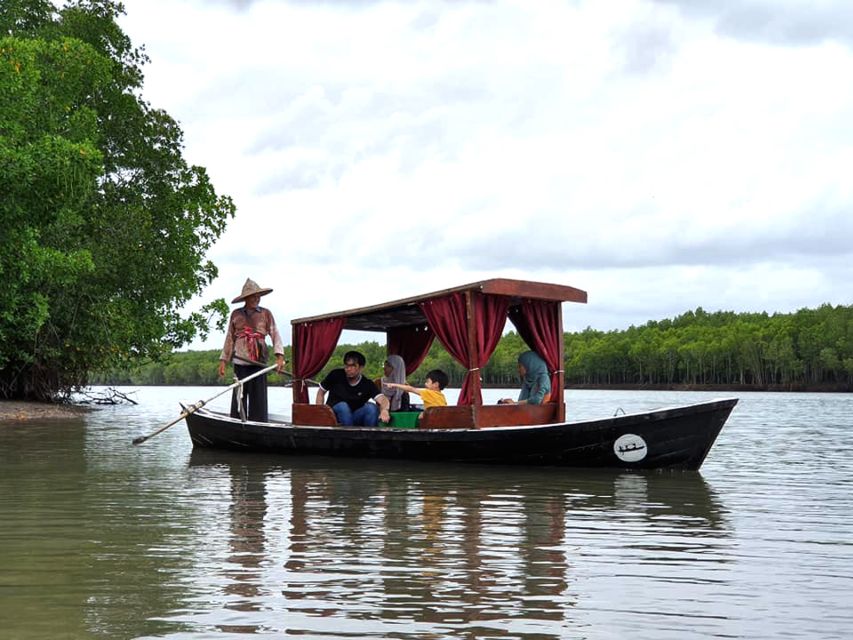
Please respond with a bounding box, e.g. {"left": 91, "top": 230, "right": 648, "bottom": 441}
{"left": 117, "top": 0, "right": 853, "bottom": 350}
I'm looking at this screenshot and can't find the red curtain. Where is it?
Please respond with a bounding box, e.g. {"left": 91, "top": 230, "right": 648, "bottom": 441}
{"left": 473, "top": 293, "right": 511, "bottom": 403}
{"left": 292, "top": 318, "right": 345, "bottom": 403}
{"left": 419, "top": 293, "right": 468, "bottom": 401}
{"left": 508, "top": 300, "right": 562, "bottom": 399}
{"left": 420, "top": 292, "right": 509, "bottom": 404}
{"left": 388, "top": 325, "right": 435, "bottom": 375}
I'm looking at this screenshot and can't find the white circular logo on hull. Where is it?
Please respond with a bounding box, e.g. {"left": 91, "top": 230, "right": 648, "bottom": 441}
{"left": 614, "top": 433, "right": 647, "bottom": 462}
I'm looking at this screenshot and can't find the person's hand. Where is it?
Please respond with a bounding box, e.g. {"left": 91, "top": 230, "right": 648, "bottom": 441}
{"left": 276, "top": 355, "right": 285, "bottom": 373}
{"left": 218, "top": 361, "right": 226, "bottom": 378}
{"left": 498, "top": 398, "right": 515, "bottom": 405}
{"left": 379, "top": 408, "right": 390, "bottom": 424}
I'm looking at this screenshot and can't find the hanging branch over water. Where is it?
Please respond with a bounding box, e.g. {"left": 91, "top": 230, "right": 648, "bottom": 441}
{"left": 78, "top": 388, "right": 138, "bottom": 406}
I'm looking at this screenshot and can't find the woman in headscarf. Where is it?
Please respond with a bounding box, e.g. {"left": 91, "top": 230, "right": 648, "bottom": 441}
{"left": 380, "top": 354, "right": 410, "bottom": 411}
{"left": 498, "top": 351, "right": 551, "bottom": 405}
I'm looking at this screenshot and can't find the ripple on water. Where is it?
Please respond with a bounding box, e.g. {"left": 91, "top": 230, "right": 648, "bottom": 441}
{"left": 1, "top": 389, "right": 852, "bottom": 639}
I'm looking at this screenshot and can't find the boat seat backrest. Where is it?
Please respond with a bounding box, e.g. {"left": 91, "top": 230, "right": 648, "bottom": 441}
{"left": 292, "top": 403, "right": 338, "bottom": 426}
{"left": 417, "top": 402, "right": 560, "bottom": 429}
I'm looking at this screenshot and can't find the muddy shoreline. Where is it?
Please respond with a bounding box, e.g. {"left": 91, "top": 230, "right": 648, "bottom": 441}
{"left": 0, "top": 401, "right": 92, "bottom": 422}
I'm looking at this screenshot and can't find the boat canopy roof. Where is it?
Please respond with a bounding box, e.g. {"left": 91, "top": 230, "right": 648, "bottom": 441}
{"left": 291, "top": 278, "right": 587, "bottom": 332}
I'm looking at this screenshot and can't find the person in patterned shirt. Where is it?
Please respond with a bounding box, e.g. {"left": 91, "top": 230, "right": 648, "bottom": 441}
{"left": 218, "top": 278, "right": 285, "bottom": 421}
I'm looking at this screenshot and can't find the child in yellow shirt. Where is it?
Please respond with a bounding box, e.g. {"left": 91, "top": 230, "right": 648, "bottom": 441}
{"left": 383, "top": 369, "right": 448, "bottom": 410}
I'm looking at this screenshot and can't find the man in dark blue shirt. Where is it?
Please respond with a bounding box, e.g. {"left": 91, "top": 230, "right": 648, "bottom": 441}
{"left": 316, "top": 351, "right": 390, "bottom": 426}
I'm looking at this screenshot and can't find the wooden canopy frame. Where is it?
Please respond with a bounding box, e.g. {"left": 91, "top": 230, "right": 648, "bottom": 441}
{"left": 290, "top": 278, "right": 587, "bottom": 429}
{"left": 294, "top": 278, "right": 587, "bottom": 330}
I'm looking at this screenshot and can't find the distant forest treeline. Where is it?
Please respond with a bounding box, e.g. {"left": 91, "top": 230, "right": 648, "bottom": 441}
{"left": 91, "top": 304, "right": 853, "bottom": 391}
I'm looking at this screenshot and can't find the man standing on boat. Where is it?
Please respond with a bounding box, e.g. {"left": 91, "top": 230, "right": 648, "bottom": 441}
{"left": 218, "top": 278, "right": 286, "bottom": 422}
{"left": 316, "top": 351, "right": 391, "bottom": 426}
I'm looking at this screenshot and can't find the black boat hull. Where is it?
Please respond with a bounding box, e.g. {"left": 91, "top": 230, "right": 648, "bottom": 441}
{"left": 185, "top": 398, "right": 737, "bottom": 470}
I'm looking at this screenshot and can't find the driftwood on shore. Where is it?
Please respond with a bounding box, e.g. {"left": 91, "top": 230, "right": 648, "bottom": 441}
{"left": 77, "top": 387, "right": 139, "bottom": 405}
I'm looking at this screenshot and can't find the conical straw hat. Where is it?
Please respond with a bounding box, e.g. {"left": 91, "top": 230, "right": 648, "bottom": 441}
{"left": 231, "top": 278, "right": 273, "bottom": 303}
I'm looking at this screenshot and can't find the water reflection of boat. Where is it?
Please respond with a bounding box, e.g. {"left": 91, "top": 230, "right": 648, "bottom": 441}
{"left": 188, "top": 450, "right": 726, "bottom": 526}
{"left": 186, "top": 451, "right": 730, "bottom": 633}
{"left": 186, "top": 279, "right": 737, "bottom": 470}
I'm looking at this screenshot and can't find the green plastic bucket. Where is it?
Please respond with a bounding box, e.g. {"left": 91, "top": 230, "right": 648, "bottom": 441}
{"left": 389, "top": 411, "right": 420, "bottom": 429}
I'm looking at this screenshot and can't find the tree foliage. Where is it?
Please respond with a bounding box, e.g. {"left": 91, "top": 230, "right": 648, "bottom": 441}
{"left": 0, "top": 1, "right": 234, "bottom": 400}
{"left": 94, "top": 303, "right": 853, "bottom": 392}
{"left": 562, "top": 304, "right": 853, "bottom": 389}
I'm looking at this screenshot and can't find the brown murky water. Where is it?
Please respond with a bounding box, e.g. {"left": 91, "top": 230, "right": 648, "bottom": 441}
{"left": 0, "top": 388, "right": 850, "bottom": 639}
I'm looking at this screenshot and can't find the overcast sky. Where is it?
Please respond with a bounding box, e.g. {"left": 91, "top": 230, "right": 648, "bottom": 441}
{"left": 117, "top": 0, "right": 853, "bottom": 350}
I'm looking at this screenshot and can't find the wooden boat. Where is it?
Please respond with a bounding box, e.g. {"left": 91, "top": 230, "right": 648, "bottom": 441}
{"left": 186, "top": 279, "right": 737, "bottom": 470}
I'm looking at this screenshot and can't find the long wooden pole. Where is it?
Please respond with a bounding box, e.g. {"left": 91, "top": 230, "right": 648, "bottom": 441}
{"left": 465, "top": 289, "right": 482, "bottom": 406}
{"left": 557, "top": 303, "right": 565, "bottom": 423}
{"left": 131, "top": 364, "right": 277, "bottom": 445}
{"left": 279, "top": 369, "right": 321, "bottom": 387}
